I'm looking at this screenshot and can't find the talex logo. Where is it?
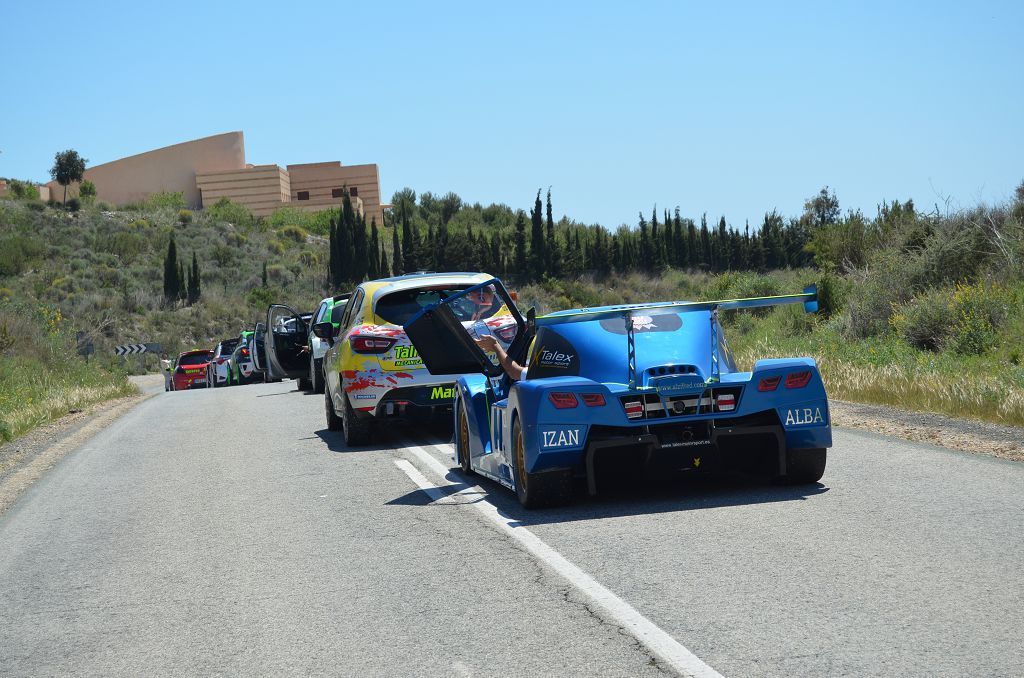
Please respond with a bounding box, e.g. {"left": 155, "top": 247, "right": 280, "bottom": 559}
{"left": 533, "top": 345, "right": 574, "bottom": 369}
{"left": 785, "top": 408, "right": 825, "bottom": 426}
{"left": 394, "top": 345, "right": 418, "bottom": 360}
{"left": 430, "top": 385, "right": 455, "bottom": 400}
{"left": 542, "top": 428, "right": 581, "bottom": 448}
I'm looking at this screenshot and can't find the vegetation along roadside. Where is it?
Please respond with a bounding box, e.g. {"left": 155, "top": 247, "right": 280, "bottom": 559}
{"left": 1, "top": 175, "right": 1022, "bottom": 440}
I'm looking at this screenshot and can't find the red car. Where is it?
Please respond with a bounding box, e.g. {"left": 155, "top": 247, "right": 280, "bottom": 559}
{"left": 172, "top": 349, "right": 213, "bottom": 391}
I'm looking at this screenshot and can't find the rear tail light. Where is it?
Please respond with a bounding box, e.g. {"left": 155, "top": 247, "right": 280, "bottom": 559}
{"left": 494, "top": 325, "right": 518, "bottom": 343}
{"left": 241, "top": 348, "right": 249, "bottom": 357}
{"left": 624, "top": 400, "right": 644, "bottom": 418}
{"left": 785, "top": 371, "right": 812, "bottom": 389}
{"left": 548, "top": 392, "right": 579, "bottom": 409}
{"left": 758, "top": 375, "right": 781, "bottom": 392}
{"left": 716, "top": 393, "right": 736, "bottom": 411}
{"left": 581, "top": 393, "right": 605, "bottom": 407}
{"left": 352, "top": 336, "right": 398, "bottom": 354}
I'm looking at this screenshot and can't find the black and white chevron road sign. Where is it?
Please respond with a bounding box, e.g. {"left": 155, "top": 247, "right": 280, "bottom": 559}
{"left": 114, "top": 343, "right": 149, "bottom": 356}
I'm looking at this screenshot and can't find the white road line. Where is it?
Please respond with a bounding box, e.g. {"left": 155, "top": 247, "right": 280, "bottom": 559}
{"left": 396, "top": 443, "right": 724, "bottom": 678}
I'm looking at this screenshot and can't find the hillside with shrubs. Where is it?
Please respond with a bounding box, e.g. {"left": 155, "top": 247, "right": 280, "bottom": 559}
{"left": 1, "top": 181, "right": 1022, "bottom": 437}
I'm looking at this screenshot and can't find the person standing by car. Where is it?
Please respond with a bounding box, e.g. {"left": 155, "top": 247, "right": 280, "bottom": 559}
{"left": 160, "top": 352, "right": 173, "bottom": 391}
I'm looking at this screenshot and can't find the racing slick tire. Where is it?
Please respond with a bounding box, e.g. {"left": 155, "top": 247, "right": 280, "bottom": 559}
{"left": 325, "top": 388, "right": 343, "bottom": 431}
{"left": 341, "top": 391, "right": 371, "bottom": 446}
{"left": 311, "top": 357, "right": 324, "bottom": 394}
{"left": 779, "top": 447, "right": 827, "bottom": 484}
{"left": 456, "top": 404, "right": 475, "bottom": 475}
{"left": 512, "top": 418, "right": 572, "bottom": 509}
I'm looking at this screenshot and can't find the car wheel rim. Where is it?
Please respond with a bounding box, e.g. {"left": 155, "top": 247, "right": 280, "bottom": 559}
{"left": 515, "top": 427, "right": 527, "bottom": 493}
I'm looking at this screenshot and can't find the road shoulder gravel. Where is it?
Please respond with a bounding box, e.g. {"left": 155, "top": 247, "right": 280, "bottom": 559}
{"left": 831, "top": 399, "right": 1023, "bottom": 461}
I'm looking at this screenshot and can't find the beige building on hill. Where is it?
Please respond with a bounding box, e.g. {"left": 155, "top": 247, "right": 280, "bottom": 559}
{"left": 45, "top": 131, "right": 385, "bottom": 221}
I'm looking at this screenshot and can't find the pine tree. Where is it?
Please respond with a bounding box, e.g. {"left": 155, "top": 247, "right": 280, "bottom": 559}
{"left": 490, "top": 232, "right": 502, "bottom": 275}
{"left": 391, "top": 224, "right": 403, "bottom": 275}
{"left": 163, "top": 236, "right": 179, "bottom": 303}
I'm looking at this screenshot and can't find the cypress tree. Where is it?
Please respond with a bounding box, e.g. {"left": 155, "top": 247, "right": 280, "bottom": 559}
{"left": 262, "top": 261, "right": 268, "bottom": 287}
{"left": 687, "top": 218, "right": 698, "bottom": 270}
{"left": 545, "top": 188, "right": 562, "bottom": 276}
{"left": 328, "top": 218, "right": 339, "bottom": 286}
{"left": 177, "top": 261, "right": 186, "bottom": 301}
{"left": 673, "top": 209, "right": 686, "bottom": 268}
{"left": 513, "top": 211, "right": 528, "bottom": 275}
{"left": 380, "top": 241, "right": 391, "bottom": 277}
{"left": 401, "top": 206, "right": 416, "bottom": 272}
{"left": 187, "top": 252, "right": 201, "bottom": 304}
{"left": 717, "top": 216, "right": 731, "bottom": 271}
{"left": 699, "top": 213, "right": 711, "bottom": 269}
{"left": 368, "top": 218, "right": 381, "bottom": 279}
{"left": 163, "top": 236, "right": 179, "bottom": 303}
{"left": 391, "top": 224, "right": 403, "bottom": 275}
{"left": 337, "top": 205, "right": 353, "bottom": 283}
{"left": 529, "top": 190, "right": 546, "bottom": 278}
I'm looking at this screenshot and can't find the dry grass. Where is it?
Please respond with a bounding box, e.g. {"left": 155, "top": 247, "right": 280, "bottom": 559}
{"left": 735, "top": 340, "right": 1024, "bottom": 428}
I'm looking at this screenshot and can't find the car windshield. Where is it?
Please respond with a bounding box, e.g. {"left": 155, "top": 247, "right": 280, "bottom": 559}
{"left": 178, "top": 352, "right": 210, "bottom": 366}
{"left": 375, "top": 284, "right": 503, "bottom": 325}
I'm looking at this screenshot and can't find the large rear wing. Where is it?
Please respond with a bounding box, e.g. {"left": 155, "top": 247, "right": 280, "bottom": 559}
{"left": 536, "top": 286, "right": 818, "bottom": 327}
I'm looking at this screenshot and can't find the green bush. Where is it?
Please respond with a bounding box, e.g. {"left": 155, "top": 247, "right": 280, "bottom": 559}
{"left": 890, "top": 288, "right": 953, "bottom": 351}
{"left": 178, "top": 209, "right": 193, "bottom": 225}
{"left": 207, "top": 198, "right": 251, "bottom": 226}
{"left": 7, "top": 179, "right": 40, "bottom": 201}
{"left": 66, "top": 198, "right": 81, "bottom": 212}
{"left": 0, "top": 234, "right": 46, "bottom": 277}
{"left": 891, "top": 281, "right": 1015, "bottom": 355}
{"left": 145, "top": 191, "right": 186, "bottom": 210}
{"left": 278, "top": 225, "right": 308, "bottom": 243}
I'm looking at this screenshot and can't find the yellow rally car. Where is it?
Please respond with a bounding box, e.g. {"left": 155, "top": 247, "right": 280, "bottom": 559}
{"left": 313, "top": 272, "right": 518, "bottom": 445}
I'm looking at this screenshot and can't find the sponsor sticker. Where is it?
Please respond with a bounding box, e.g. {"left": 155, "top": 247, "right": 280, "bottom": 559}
{"left": 392, "top": 345, "right": 423, "bottom": 367}
{"left": 429, "top": 385, "right": 455, "bottom": 400}
{"left": 784, "top": 407, "right": 826, "bottom": 426}
{"left": 541, "top": 427, "right": 583, "bottom": 449}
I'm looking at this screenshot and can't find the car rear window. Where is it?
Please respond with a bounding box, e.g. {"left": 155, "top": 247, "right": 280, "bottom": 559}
{"left": 178, "top": 352, "right": 211, "bottom": 366}
{"left": 375, "top": 284, "right": 503, "bottom": 325}
{"left": 220, "top": 339, "right": 239, "bottom": 354}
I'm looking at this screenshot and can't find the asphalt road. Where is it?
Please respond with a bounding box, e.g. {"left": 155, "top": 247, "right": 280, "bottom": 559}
{"left": 1, "top": 380, "right": 1022, "bottom": 677}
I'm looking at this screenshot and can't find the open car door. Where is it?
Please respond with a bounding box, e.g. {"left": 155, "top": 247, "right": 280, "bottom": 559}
{"left": 266, "top": 304, "right": 311, "bottom": 380}
{"left": 251, "top": 322, "right": 267, "bottom": 372}
{"left": 403, "top": 279, "right": 530, "bottom": 378}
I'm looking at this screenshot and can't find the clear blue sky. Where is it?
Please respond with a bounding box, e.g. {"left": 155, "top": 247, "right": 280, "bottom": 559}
{"left": 2, "top": 0, "right": 1021, "bottom": 229}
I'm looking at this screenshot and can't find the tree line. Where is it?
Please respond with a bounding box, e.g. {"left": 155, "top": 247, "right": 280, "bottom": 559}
{"left": 163, "top": 235, "right": 202, "bottom": 306}
{"left": 326, "top": 186, "right": 841, "bottom": 286}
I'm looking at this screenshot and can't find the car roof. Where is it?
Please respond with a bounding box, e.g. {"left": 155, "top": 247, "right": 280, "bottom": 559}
{"left": 179, "top": 349, "right": 212, "bottom": 357}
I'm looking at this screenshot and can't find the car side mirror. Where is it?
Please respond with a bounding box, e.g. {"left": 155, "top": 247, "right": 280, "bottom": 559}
{"left": 312, "top": 322, "right": 336, "bottom": 343}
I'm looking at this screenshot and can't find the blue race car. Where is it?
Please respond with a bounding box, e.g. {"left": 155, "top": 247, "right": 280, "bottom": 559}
{"left": 404, "top": 279, "right": 831, "bottom": 508}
